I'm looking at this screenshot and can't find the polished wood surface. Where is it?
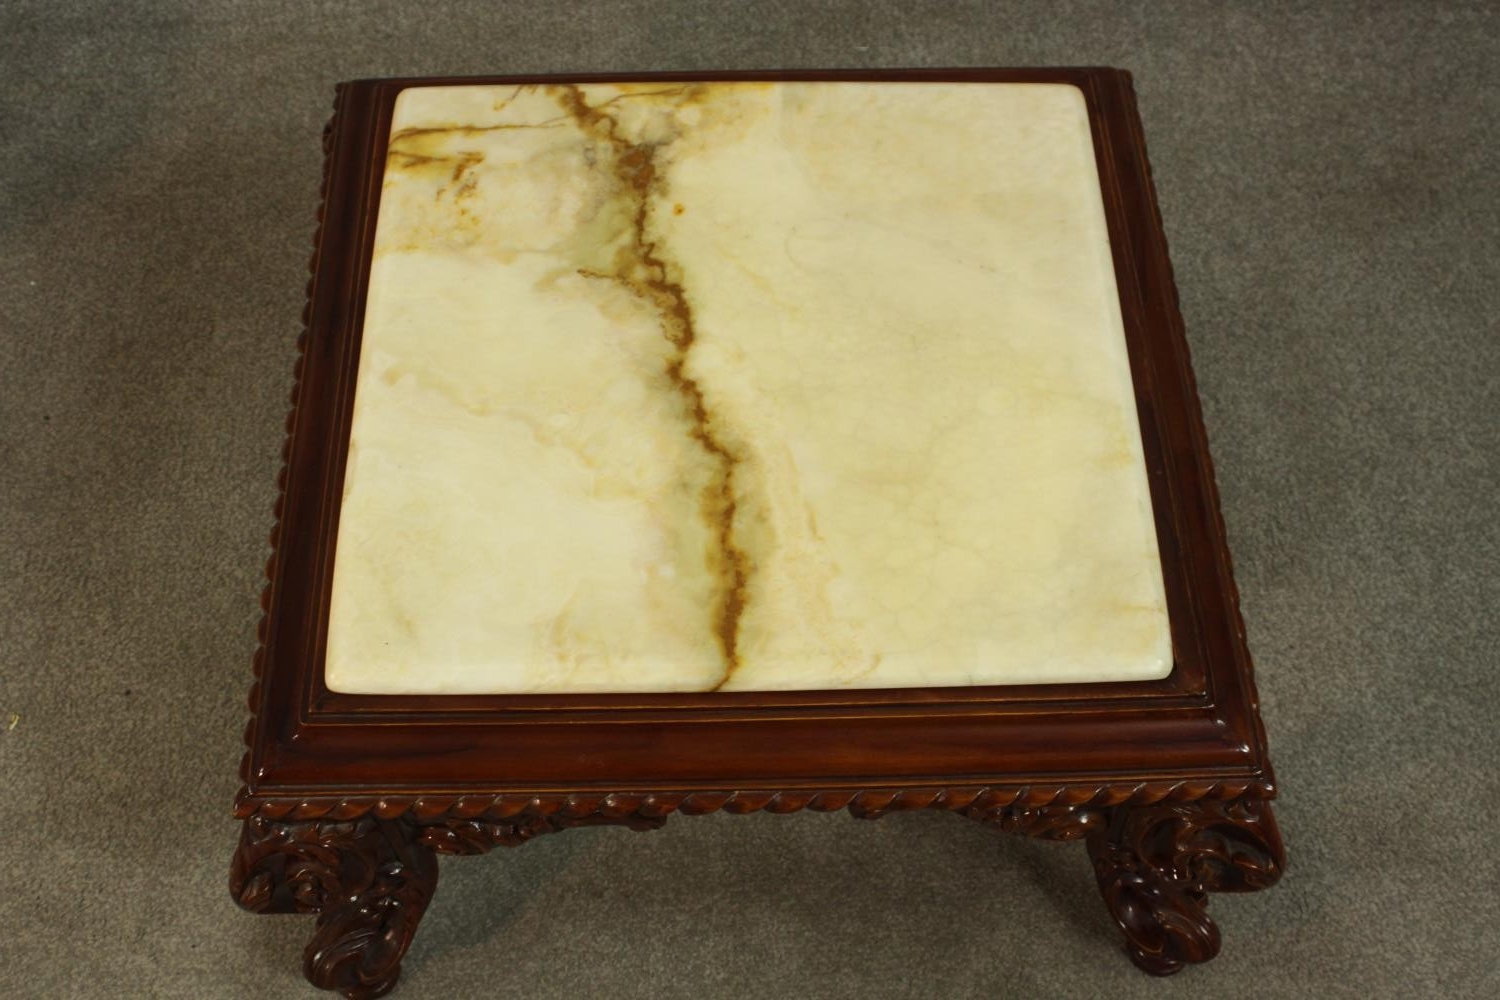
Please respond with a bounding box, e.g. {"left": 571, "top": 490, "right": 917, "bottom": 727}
{"left": 232, "top": 68, "right": 1284, "bottom": 997}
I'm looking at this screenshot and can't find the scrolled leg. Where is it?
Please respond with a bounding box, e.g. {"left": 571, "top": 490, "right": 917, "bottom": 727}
{"left": 231, "top": 804, "right": 666, "bottom": 997}
{"left": 1085, "top": 797, "right": 1285, "bottom": 975}
{"left": 231, "top": 815, "right": 437, "bottom": 999}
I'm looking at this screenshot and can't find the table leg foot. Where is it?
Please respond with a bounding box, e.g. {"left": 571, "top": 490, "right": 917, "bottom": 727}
{"left": 1085, "top": 797, "right": 1285, "bottom": 975}
{"left": 231, "top": 815, "right": 437, "bottom": 998}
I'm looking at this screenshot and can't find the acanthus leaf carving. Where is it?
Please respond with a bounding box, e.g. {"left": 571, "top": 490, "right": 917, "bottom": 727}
{"left": 964, "top": 803, "right": 1108, "bottom": 841}
{"left": 1086, "top": 797, "right": 1285, "bottom": 975}
{"left": 232, "top": 813, "right": 437, "bottom": 999}
{"left": 413, "top": 811, "right": 669, "bottom": 855}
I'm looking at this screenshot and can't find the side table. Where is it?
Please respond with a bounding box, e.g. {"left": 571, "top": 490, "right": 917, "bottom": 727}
{"left": 231, "top": 69, "right": 1284, "bottom": 999}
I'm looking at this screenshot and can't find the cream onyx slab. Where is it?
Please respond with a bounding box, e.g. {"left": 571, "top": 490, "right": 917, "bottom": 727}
{"left": 323, "top": 81, "right": 1171, "bottom": 694}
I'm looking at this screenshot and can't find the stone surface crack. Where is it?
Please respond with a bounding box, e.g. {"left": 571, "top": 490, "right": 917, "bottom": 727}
{"left": 553, "top": 85, "right": 749, "bottom": 687}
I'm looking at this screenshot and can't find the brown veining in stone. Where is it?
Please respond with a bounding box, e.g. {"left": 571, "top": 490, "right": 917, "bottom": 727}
{"left": 388, "top": 119, "right": 567, "bottom": 145}
{"left": 324, "top": 75, "right": 1182, "bottom": 695}
{"left": 385, "top": 114, "right": 561, "bottom": 191}
{"left": 551, "top": 84, "right": 750, "bottom": 686}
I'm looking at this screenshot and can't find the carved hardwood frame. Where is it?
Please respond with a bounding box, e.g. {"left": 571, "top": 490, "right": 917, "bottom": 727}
{"left": 233, "top": 69, "right": 1283, "bottom": 998}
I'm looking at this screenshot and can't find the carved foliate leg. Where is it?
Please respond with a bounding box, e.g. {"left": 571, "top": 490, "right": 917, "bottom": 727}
{"left": 1085, "top": 797, "right": 1285, "bottom": 975}
{"left": 231, "top": 815, "right": 437, "bottom": 999}
{"left": 232, "top": 806, "right": 667, "bottom": 996}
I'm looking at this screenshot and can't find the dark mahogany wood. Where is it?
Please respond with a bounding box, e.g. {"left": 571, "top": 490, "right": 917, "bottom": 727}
{"left": 233, "top": 815, "right": 437, "bottom": 999}
{"left": 1089, "top": 797, "right": 1285, "bottom": 974}
{"left": 233, "top": 68, "right": 1284, "bottom": 996}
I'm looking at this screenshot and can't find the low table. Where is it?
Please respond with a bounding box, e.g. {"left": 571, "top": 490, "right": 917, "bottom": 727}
{"left": 232, "top": 69, "right": 1284, "bottom": 998}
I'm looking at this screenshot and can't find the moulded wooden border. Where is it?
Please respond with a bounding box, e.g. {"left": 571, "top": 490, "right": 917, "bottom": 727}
{"left": 239, "top": 68, "right": 1274, "bottom": 808}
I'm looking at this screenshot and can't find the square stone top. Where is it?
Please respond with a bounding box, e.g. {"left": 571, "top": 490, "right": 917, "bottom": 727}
{"left": 324, "top": 80, "right": 1171, "bottom": 695}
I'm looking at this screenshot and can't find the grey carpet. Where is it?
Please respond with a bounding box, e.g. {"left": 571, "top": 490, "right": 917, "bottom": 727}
{"left": 2, "top": 1, "right": 1497, "bottom": 997}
